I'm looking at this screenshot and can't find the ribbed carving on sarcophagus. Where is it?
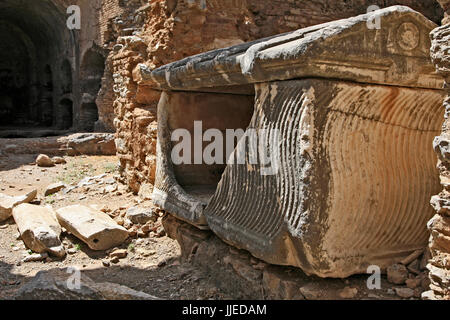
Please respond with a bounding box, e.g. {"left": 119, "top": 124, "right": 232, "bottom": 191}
{"left": 205, "top": 79, "right": 444, "bottom": 277}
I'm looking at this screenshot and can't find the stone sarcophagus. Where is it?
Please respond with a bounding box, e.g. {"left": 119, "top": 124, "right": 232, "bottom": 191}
{"left": 141, "top": 6, "right": 445, "bottom": 277}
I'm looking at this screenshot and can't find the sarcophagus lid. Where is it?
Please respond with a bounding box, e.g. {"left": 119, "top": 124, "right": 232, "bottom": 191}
{"left": 142, "top": 6, "right": 442, "bottom": 91}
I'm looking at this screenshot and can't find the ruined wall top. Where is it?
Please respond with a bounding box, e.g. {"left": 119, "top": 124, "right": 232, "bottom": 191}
{"left": 141, "top": 6, "right": 442, "bottom": 91}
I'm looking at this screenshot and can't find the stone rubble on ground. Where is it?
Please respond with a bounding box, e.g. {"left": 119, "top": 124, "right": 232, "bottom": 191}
{"left": 387, "top": 263, "right": 409, "bottom": 285}
{"left": 384, "top": 251, "right": 432, "bottom": 299}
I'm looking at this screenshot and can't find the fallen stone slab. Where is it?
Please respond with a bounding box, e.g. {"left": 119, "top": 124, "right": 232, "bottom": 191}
{"left": 0, "top": 189, "right": 37, "bottom": 222}
{"left": 44, "top": 182, "right": 66, "bottom": 196}
{"left": 12, "top": 204, "right": 65, "bottom": 258}
{"left": 15, "top": 269, "right": 159, "bottom": 300}
{"left": 59, "top": 133, "right": 116, "bottom": 156}
{"left": 56, "top": 205, "right": 128, "bottom": 250}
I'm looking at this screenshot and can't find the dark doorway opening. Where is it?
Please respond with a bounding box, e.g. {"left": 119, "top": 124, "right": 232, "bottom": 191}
{"left": 80, "top": 103, "right": 99, "bottom": 132}
{"left": 58, "top": 99, "right": 73, "bottom": 130}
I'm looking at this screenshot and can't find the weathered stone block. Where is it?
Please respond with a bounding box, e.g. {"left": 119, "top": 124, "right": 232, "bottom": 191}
{"left": 56, "top": 205, "right": 128, "bottom": 251}
{"left": 0, "top": 189, "right": 37, "bottom": 222}
{"left": 13, "top": 204, "right": 65, "bottom": 257}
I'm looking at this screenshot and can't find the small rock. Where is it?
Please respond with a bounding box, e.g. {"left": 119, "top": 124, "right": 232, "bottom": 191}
{"left": 110, "top": 249, "right": 127, "bottom": 259}
{"left": 394, "top": 287, "right": 415, "bottom": 299}
{"left": 126, "top": 206, "right": 158, "bottom": 225}
{"left": 141, "top": 223, "right": 152, "bottom": 233}
{"left": 36, "top": 154, "right": 54, "bottom": 167}
{"left": 22, "top": 252, "right": 48, "bottom": 263}
{"left": 52, "top": 157, "right": 67, "bottom": 164}
{"left": 105, "top": 185, "right": 118, "bottom": 193}
{"left": 110, "top": 256, "right": 120, "bottom": 264}
{"left": 104, "top": 177, "right": 116, "bottom": 185}
{"left": 338, "top": 286, "right": 358, "bottom": 299}
{"left": 386, "top": 288, "right": 395, "bottom": 295}
{"left": 405, "top": 278, "right": 421, "bottom": 289}
{"left": 44, "top": 182, "right": 66, "bottom": 196}
{"left": 387, "top": 264, "right": 409, "bottom": 285}
{"left": 407, "top": 259, "right": 420, "bottom": 275}
{"left": 300, "top": 283, "right": 324, "bottom": 300}
{"left": 102, "top": 260, "right": 111, "bottom": 267}
{"left": 137, "top": 249, "right": 156, "bottom": 257}
{"left": 155, "top": 226, "right": 166, "bottom": 237}
{"left": 421, "top": 276, "right": 431, "bottom": 290}
{"left": 67, "top": 248, "right": 78, "bottom": 255}
{"left": 421, "top": 290, "right": 436, "bottom": 300}
{"left": 137, "top": 229, "right": 147, "bottom": 238}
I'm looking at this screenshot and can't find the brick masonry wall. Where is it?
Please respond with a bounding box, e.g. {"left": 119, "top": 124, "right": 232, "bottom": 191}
{"left": 94, "top": 0, "right": 146, "bottom": 132}
{"left": 427, "top": 0, "right": 450, "bottom": 301}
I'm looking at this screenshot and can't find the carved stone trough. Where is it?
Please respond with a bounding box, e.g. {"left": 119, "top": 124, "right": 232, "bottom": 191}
{"left": 141, "top": 6, "right": 445, "bottom": 277}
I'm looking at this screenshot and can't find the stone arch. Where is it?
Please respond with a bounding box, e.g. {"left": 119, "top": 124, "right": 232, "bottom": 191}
{"left": 81, "top": 48, "right": 105, "bottom": 95}
{"left": 79, "top": 47, "right": 105, "bottom": 132}
{"left": 80, "top": 102, "right": 99, "bottom": 132}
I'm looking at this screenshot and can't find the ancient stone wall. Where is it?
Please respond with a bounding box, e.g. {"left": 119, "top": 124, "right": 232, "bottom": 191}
{"left": 428, "top": 0, "right": 450, "bottom": 301}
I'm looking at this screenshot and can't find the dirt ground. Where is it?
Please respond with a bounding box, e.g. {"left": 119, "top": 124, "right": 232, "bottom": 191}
{"left": 0, "top": 152, "right": 431, "bottom": 301}
{"left": 0, "top": 154, "right": 232, "bottom": 300}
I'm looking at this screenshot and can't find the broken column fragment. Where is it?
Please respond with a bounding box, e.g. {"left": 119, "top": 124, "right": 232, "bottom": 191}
{"left": 142, "top": 6, "right": 445, "bottom": 277}
{"left": 12, "top": 204, "right": 65, "bottom": 257}
{"left": 56, "top": 205, "right": 128, "bottom": 250}
{"left": 0, "top": 189, "right": 37, "bottom": 222}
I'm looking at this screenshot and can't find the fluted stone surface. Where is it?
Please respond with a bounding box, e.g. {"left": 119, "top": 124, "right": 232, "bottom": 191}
{"left": 205, "top": 80, "right": 443, "bottom": 277}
